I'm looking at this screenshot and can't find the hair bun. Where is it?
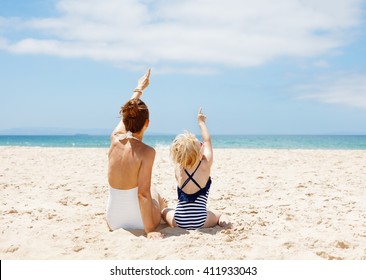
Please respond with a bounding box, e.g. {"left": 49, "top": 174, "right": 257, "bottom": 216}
{"left": 120, "top": 98, "right": 149, "bottom": 133}
{"left": 122, "top": 99, "right": 139, "bottom": 119}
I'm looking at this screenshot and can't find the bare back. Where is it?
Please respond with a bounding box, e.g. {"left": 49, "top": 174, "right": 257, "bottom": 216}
{"left": 108, "top": 134, "right": 155, "bottom": 190}
{"left": 175, "top": 156, "right": 211, "bottom": 194}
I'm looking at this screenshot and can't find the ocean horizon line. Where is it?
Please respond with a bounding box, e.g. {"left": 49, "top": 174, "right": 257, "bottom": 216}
{"left": 1, "top": 127, "right": 366, "bottom": 137}
{"left": 0, "top": 134, "right": 366, "bottom": 149}
{"left": 1, "top": 133, "right": 366, "bottom": 136}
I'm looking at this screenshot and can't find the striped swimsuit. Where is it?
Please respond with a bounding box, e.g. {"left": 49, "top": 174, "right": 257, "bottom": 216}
{"left": 174, "top": 161, "right": 212, "bottom": 230}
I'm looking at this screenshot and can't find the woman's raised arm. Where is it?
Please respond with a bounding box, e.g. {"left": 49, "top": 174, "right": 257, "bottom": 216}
{"left": 131, "top": 68, "right": 151, "bottom": 99}
{"left": 111, "top": 68, "right": 151, "bottom": 137}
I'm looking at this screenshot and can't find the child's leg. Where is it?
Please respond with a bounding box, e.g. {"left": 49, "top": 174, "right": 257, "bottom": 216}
{"left": 203, "top": 210, "right": 220, "bottom": 228}
{"left": 161, "top": 208, "right": 177, "bottom": 227}
{"left": 204, "top": 210, "right": 232, "bottom": 228}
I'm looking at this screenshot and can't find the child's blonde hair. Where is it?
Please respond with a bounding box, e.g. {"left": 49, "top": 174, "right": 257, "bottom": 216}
{"left": 170, "top": 131, "right": 201, "bottom": 169}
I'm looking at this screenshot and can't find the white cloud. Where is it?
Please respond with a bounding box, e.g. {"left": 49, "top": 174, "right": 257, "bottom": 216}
{"left": 313, "top": 60, "right": 330, "bottom": 68}
{"left": 0, "top": 0, "right": 363, "bottom": 72}
{"left": 297, "top": 73, "right": 366, "bottom": 109}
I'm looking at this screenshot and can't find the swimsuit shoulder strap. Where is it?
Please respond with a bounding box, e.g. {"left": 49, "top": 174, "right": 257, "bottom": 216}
{"left": 180, "top": 160, "right": 203, "bottom": 190}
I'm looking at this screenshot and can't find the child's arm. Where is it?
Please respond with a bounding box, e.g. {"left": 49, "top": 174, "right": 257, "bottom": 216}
{"left": 111, "top": 68, "right": 151, "bottom": 136}
{"left": 198, "top": 107, "right": 213, "bottom": 167}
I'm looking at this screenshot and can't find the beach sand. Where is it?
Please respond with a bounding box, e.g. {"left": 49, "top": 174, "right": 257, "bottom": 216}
{"left": 1, "top": 146, "right": 365, "bottom": 260}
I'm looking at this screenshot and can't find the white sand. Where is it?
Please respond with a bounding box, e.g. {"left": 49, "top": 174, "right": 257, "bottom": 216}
{"left": 1, "top": 146, "right": 365, "bottom": 259}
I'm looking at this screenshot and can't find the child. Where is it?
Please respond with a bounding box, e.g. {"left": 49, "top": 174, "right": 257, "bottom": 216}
{"left": 161, "top": 108, "right": 231, "bottom": 230}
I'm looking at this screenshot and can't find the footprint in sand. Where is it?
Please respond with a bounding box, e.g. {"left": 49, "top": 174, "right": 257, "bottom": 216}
{"left": 283, "top": 242, "right": 295, "bottom": 249}
{"left": 334, "top": 240, "right": 350, "bottom": 249}
{"left": 47, "top": 213, "right": 57, "bottom": 219}
{"left": 296, "top": 184, "right": 307, "bottom": 189}
{"left": 76, "top": 201, "right": 89, "bottom": 207}
{"left": 286, "top": 214, "right": 294, "bottom": 221}
{"left": 73, "top": 246, "right": 84, "bottom": 253}
{"left": 5, "top": 245, "right": 19, "bottom": 253}
{"left": 6, "top": 209, "right": 18, "bottom": 214}
{"left": 58, "top": 198, "right": 69, "bottom": 206}
{"left": 316, "top": 251, "right": 343, "bottom": 260}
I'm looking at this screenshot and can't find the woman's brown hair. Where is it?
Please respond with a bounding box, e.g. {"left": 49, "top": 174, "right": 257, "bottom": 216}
{"left": 120, "top": 98, "right": 149, "bottom": 133}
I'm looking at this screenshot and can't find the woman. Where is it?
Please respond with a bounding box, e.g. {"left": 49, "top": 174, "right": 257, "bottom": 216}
{"left": 106, "top": 69, "right": 165, "bottom": 239}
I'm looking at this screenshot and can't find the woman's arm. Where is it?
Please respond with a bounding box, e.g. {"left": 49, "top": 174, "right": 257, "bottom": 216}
{"left": 198, "top": 107, "right": 213, "bottom": 167}
{"left": 111, "top": 68, "right": 151, "bottom": 137}
{"left": 131, "top": 68, "right": 150, "bottom": 99}
{"left": 137, "top": 147, "right": 163, "bottom": 238}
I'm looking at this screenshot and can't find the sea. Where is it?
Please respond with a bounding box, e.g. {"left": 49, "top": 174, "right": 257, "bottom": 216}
{"left": 0, "top": 135, "right": 365, "bottom": 149}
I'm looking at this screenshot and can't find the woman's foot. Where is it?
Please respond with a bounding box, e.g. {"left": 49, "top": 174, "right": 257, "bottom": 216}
{"left": 158, "top": 194, "right": 169, "bottom": 224}
{"left": 158, "top": 194, "right": 168, "bottom": 212}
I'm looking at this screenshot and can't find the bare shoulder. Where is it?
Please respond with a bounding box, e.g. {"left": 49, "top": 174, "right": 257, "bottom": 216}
{"left": 200, "top": 155, "right": 212, "bottom": 171}
{"left": 145, "top": 145, "right": 156, "bottom": 157}
{"left": 140, "top": 143, "right": 156, "bottom": 160}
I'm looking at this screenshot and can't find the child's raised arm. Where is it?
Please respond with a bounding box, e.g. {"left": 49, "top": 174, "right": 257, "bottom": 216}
{"left": 198, "top": 107, "right": 213, "bottom": 167}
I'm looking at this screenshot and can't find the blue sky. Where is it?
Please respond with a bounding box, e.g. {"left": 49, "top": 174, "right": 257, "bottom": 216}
{"left": 1, "top": 0, "right": 366, "bottom": 135}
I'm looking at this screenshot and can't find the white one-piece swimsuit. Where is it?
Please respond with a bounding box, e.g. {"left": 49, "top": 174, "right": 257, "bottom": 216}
{"left": 106, "top": 131, "right": 144, "bottom": 230}
{"left": 106, "top": 186, "right": 144, "bottom": 230}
